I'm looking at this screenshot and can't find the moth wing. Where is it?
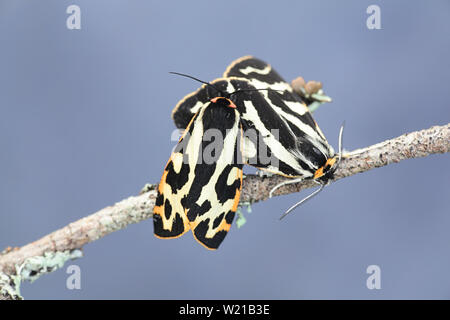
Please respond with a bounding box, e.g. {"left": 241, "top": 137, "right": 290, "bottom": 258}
{"left": 189, "top": 161, "right": 243, "bottom": 250}
{"left": 183, "top": 105, "right": 244, "bottom": 250}
{"left": 224, "top": 55, "right": 287, "bottom": 84}
{"left": 171, "top": 84, "right": 211, "bottom": 130}
{"left": 225, "top": 57, "right": 335, "bottom": 170}
{"left": 224, "top": 56, "right": 313, "bottom": 121}
{"left": 153, "top": 113, "right": 199, "bottom": 239}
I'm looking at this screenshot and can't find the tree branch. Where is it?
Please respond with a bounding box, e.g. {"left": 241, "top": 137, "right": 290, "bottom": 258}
{"left": 1, "top": 123, "right": 449, "bottom": 299}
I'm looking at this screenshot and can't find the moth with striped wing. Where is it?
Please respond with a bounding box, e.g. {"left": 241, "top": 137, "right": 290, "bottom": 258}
{"left": 153, "top": 94, "right": 244, "bottom": 250}
{"left": 221, "top": 56, "right": 343, "bottom": 216}
{"left": 154, "top": 56, "right": 342, "bottom": 249}
{"left": 173, "top": 56, "right": 340, "bottom": 184}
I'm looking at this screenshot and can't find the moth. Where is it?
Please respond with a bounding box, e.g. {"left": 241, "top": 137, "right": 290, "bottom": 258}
{"left": 153, "top": 92, "right": 244, "bottom": 250}
{"left": 154, "top": 56, "right": 342, "bottom": 249}
{"left": 173, "top": 56, "right": 342, "bottom": 194}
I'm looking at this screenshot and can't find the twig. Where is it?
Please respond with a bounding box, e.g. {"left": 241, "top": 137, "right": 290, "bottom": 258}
{"left": 0, "top": 123, "right": 449, "bottom": 299}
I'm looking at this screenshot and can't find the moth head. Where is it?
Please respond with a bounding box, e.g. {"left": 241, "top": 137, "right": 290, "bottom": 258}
{"left": 210, "top": 97, "right": 237, "bottom": 109}
{"left": 313, "top": 121, "right": 345, "bottom": 183}
{"left": 313, "top": 157, "right": 337, "bottom": 181}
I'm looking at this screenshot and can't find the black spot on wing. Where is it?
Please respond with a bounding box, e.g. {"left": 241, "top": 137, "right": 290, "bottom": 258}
{"left": 193, "top": 210, "right": 236, "bottom": 249}
{"left": 215, "top": 165, "right": 242, "bottom": 205}
{"left": 164, "top": 160, "right": 190, "bottom": 193}
{"left": 164, "top": 199, "right": 172, "bottom": 220}
{"left": 153, "top": 211, "right": 186, "bottom": 238}
{"left": 155, "top": 193, "right": 164, "bottom": 206}
{"left": 212, "top": 212, "right": 225, "bottom": 229}
{"left": 193, "top": 220, "right": 228, "bottom": 250}
{"left": 185, "top": 200, "right": 211, "bottom": 222}
{"left": 225, "top": 211, "right": 235, "bottom": 224}
{"left": 182, "top": 161, "right": 217, "bottom": 210}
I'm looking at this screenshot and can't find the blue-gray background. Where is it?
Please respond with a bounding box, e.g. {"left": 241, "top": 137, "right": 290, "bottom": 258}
{"left": 1, "top": 0, "right": 449, "bottom": 299}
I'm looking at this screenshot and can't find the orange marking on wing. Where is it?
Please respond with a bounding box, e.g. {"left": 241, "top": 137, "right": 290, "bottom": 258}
{"left": 216, "top": 219, "right": 232, "bottom": 233}
{"left": 231, "top": 188, "right": 241, "bottom": 212}
{"left": 154, "top": 232, "right": 186, "bottom": 240}
{"left": 153, "top": 205, "right": 163, "bottom": 216}
{"left": 158, "top": 170, "right": 169, "bottom": 193}
{"left": 189, "top": 220, "right": 198, "bottom": 230}
{"left": 192, "top": 233, "right": 218, "bottom": 251}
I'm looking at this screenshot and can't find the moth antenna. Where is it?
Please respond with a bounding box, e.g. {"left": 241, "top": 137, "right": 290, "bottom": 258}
{"left": 269, "top": 177, "right": 303, "bottom": 198}
{"left": 332, "top": 121, "right": 345, "bottom": 174}
{"left": 230, "top": 88, "right": 284, "bottom": 96}
{"left": 169, "top": 72, "right": 225, "bottom": 96}
{"left": 279, "top": 183, "right": 325, "bottom": 220}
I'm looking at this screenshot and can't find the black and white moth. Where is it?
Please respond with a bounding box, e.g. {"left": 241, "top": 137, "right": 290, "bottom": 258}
{"left": 172, "top": 56, "right": 338, "bottom": 183}
{"left": 154, "top": 56, "right": 340, "bottom": 249}
{"left": 153, "top": 95, "right": 243, "bottom": 250}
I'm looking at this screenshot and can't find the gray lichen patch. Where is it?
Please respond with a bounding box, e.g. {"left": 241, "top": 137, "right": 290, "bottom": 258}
{"left": 17, "top": 249, "right": 83, "bottom": 283}
{"left": 139, "top": 183, "right": 156, "bottom": 195}
{"left": 0, "top": 272, "right": 22, "bottom": 300}
{"left": 1, "top": 249, "right": 82, "bottom": 299}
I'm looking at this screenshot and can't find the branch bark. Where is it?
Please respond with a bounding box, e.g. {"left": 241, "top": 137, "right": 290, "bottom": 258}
{"left": 1, "top": 123, "right": 449, "bottom": 298}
